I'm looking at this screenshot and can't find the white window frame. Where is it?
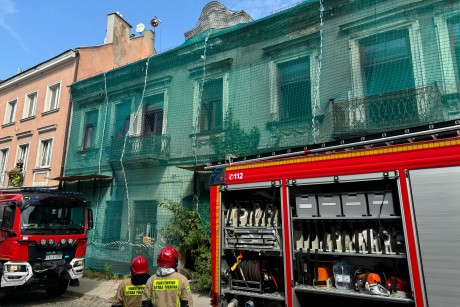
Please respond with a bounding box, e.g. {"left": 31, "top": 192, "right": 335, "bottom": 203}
{"left": 130, "top": 91, "right": 168, "bottom": 137}
{"left": 112, "top": 100, "right": 133, "bottom": 138}
{"left": 4, "top": 98, "right": 17, "bottom": 124}
{"left": 192, "top": 73, "right": 229, "bottom": 133}
{"left": 434, "top": 9, "right": 460, "bottom": 94}
{"left": 44, "top": 82, "right": 61, "bottom": 111}
{"left": 0, "top": 148, "right": 9, "bottom": 187}
{"left": 15, "top": 143, "right": 29, "bottom": 170}
{"left": 37, "top": 138, "right": 53, "bottom": 168}
{"left": 23, "top": 90, "right": 38, "bottom": 119}
{"left": 268, "top": 51, "right": 318, "bottom": 122}
{"left": 350, "top": 20, "right": 426, "bottom": 98}
{"left": 144, "top": 91, "right": 168, "bottom": 136}
{"left": 348, "top": 20, "right": 426, "bottom": 121}
{"left": 78, "top": 107, "right": 100, "bottom": 150}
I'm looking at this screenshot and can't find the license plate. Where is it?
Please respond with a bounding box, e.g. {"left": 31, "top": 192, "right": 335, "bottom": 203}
{"left": 45, "top": 252, "right": 62, "bottom": 260}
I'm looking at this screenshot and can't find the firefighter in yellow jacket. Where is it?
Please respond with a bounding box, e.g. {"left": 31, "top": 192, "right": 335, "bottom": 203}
{"left": 141, "top": 245, "right": 193, "bottom": 307}
{"left": 112, "top": 256, "right": 151, "bottom": 307}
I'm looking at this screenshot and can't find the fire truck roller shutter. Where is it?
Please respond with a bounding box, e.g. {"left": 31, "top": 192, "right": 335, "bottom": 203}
{"left": 408, "top": 166, "right": 460, "bottom": 307}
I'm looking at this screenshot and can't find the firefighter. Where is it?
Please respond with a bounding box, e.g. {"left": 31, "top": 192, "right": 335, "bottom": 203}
{"left": 141, "top": 245, "right": 193, "bottom": 307}
{"left": 112, "top": 256, "right": 151, "bottom": 307}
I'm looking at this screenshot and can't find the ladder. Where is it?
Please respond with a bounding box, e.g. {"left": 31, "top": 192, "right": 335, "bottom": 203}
{"left": 207, "top": 119, "right": 460, "bottom": 169}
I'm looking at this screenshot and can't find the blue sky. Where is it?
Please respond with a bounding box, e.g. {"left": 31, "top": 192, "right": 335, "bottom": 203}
{"left": 0, "top": 0, "right": 302, "bottom": 81}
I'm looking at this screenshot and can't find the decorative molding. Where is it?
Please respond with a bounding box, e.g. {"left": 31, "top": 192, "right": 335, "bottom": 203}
{"left": 38, "top": 124, "right": 57, "bottom": 134}
{"left": 339, "top": 1, "right": 433, "bottom": 34}
{"left": 1, "top": 122, "right": 15, "bottom": 128}
{"left": 41, "top": 108, "right": 59, "bottom": 116}
{"left": 262, "top": 26, "right": 319, "bottom": 55}
{"left": 184, "top": 1, "right": 252, "bottom": 40}
{"left": 16, "top": 131, "right": 33, "bottom": 139}
{"left": 189, "top": 58, "right": 233, "bottom": 78}
{"left": 0, "top": 136, "right": 13, "bottom": 144}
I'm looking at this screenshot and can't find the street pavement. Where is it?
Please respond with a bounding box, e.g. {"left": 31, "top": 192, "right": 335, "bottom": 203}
{"left": 67, "top": 277, "right": 211, "bottom": 306}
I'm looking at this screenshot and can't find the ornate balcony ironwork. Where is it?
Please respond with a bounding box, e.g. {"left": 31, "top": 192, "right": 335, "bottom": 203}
{"left": 110, "top": 134, "right": 170, "bottom": 162}
{"left": 331, "top": 84, "right": 445, "bottom": 138}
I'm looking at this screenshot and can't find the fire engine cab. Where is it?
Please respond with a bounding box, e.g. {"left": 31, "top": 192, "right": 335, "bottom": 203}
{"left": 0, "top": 188, "right": 93, "bottom": 296}
{"left": 209, "top": 120, "right": 460, "bottom": 307}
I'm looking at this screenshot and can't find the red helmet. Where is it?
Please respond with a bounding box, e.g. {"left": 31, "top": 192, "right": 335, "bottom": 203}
{"left": 131, "top": 256, "right": 149, "bottom": 275}
{"left": 157, "top": 245, "right": 179, "bottom": 268}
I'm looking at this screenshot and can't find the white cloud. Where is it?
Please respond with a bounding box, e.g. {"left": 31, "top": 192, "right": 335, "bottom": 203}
{"left": 0, "top": 0, "right": 28, "bottom": 52}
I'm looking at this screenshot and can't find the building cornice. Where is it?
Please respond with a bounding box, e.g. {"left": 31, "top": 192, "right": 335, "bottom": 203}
{"left": 0, "top": 50, "right": 76, "bottom": 91}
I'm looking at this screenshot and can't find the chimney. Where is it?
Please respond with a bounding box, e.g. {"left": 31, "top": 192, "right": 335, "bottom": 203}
{"left": 105, "top": 12, "right": 132, "bottom": 44}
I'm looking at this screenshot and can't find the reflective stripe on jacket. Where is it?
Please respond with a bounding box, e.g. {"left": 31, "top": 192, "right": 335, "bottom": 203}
{"left": 142, "top": 271, "right": 193, "bottom": 307}
{"left": 113, "top": 279, "right": 146, "bottom": 307}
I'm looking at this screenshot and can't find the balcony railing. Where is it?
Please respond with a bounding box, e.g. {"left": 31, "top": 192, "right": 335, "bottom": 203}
{"left": 331, "top": 84, "right": 445, "bottom": 138}
{"left": 110, "top": 134, "right": 170, "bottom": 162}
{"left": 6, "top": 171, "right": 25, "bottom": 187}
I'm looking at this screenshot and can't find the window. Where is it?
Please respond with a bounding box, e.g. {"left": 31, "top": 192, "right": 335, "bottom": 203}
{"left": 45, "top": 83, "right": 60, "bottom": 111}
{"left": 0, "top": 149, "right": 9, "bottom": 186}
{"left": 114, "top": 102, "right": 131, "bottom": 138}
{"left": 359, "top": 29, "right": 417, "bottom": 123}
{"left": 349, "top": 21, "right": 425, "bottom": 98}
{"left": 199, "top": 78, "right": 223, "bottom": 132}
{"left": 83, "top": 125, "right": 94, "bottom": 150}
{"left": 132, "top": 200, "right": 157, "bottom": 244}
{"left": 360, "top": 30, "right": 415, "bottom": 96}
{"left": 144, "top": 93, "right": 164, "bottom": 135}
{"left": 82, "top": 110, "right": 98, "bottom": 150}
{"left": 17, "top": 144, "right": 29, "bottom": 170}
{"left": 38, "top": 139, "right": 52, "bottom": 167}
{"left": 277, "top": 56, "right": 311, "bottom": 121}
{"left": 348, "top": 20, "right": 425, "bottom": 125}
{"left": 4, "top": 99, "right": 17, "bottom": 124}
{"left": 103, "top": 201, "right": 122, "bottom": 243}
{"left": 434, "top": 14, "right": 460, "bottom": 93}
{"left": 448, "top": 17, "right": 460, "bottom": 88}
{"left": 23, "top": 92, "right": 37, "bottom": 118}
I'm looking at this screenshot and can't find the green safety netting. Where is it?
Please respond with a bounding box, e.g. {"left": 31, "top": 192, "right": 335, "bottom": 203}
{"left": 64, "top": 0, "right": 459, "bottom": 273}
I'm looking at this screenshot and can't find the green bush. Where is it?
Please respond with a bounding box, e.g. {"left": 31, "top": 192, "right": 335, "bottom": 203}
{"left": 159, "top": 199, "right": 211, "bottom": 294}
{"left": 83, "top": 265, "right": 126, "bottom": 280}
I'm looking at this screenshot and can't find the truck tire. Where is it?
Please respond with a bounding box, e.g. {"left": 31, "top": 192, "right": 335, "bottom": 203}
{"left": 45, "top": 279, "right": 69, "bottom": 297}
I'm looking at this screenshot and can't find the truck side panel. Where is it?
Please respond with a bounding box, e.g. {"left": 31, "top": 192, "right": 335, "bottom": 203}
{"left": 408, "top": 166, "right": 460, "bottom": 306}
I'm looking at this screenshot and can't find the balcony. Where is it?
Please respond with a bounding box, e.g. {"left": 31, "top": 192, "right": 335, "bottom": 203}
{"left": 109, "top": 134, "right": 170, "bottom": 163}
{"left": 6, "top": 170, "right": 25, "bottom": 187}
{"left": 330, "top": 84, "right": 445, "bottom": 139}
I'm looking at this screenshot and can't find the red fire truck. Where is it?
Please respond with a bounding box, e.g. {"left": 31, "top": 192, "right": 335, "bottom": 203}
{"left": 209, "top": 120, "right": 460, "bottom": 307}
{"left": 0, "top": 188, "right": 93, "bottom": 296}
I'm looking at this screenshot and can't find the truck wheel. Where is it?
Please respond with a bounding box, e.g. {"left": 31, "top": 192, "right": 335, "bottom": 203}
{"left": 46, "top": 279, "right": 69, "bottom": 297}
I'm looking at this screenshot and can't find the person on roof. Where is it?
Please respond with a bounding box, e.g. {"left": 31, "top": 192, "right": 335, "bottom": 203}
{"left": 142, "top": 245, "right": 193, "bottom": 307}
{"left": 112, "top": 256, "right": 151, "bottom": 307}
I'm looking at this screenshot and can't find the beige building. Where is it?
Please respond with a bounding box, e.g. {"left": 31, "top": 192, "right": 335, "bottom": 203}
{"left": 0, "top": 13, "right": 155, "bottom": 188}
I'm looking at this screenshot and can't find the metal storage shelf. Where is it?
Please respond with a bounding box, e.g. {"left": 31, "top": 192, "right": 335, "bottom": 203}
{"left": 293, "top": 249, "right": 406, "bottom": 258}
{"left": 222, "top": 289, "right": 285, "bottom": 301}
{"left": 224, "top": 226, "right": 282, "bottom": 230}
{"left": 294, "top": 285, "right": 413, "bottom": 303}
{"left": 223, "top": 247, "right": 282, "bottom": 254}
{"left": 291, "top": 216, "right": 401, "bottom": 221}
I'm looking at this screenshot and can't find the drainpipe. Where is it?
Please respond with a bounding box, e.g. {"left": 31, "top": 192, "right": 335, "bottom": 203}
{"left": 59, "top": 49, "right": 80, "bottom": 189}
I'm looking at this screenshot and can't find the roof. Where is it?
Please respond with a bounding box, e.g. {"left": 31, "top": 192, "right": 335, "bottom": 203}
{"left": 48, "top": 174, "right": 112, "bottom": 182}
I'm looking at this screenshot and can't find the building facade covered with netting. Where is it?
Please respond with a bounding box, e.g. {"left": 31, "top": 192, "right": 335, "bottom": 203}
{"left": 65, "top": 0, "right": 460, "bottom": 273}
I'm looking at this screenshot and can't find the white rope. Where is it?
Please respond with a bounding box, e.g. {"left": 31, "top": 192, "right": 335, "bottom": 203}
{"left": 312, "top": 0, "right": 324, "bottom": 143}
{"left": 120, "top": 55, "right": 154, "bottom": 243}
{"left": 88, "top": 240, "right": 162, "bottom": 249}
{"left": 192, "top": 32, "right": 212, "bottom": 167}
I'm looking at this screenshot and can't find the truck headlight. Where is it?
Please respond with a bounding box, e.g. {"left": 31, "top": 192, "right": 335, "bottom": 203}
{"left": 73, "top": 259, "right": 84, "bottom": 267}
{"left": 5, "top": 264, "right": 28, "bottom": 272}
